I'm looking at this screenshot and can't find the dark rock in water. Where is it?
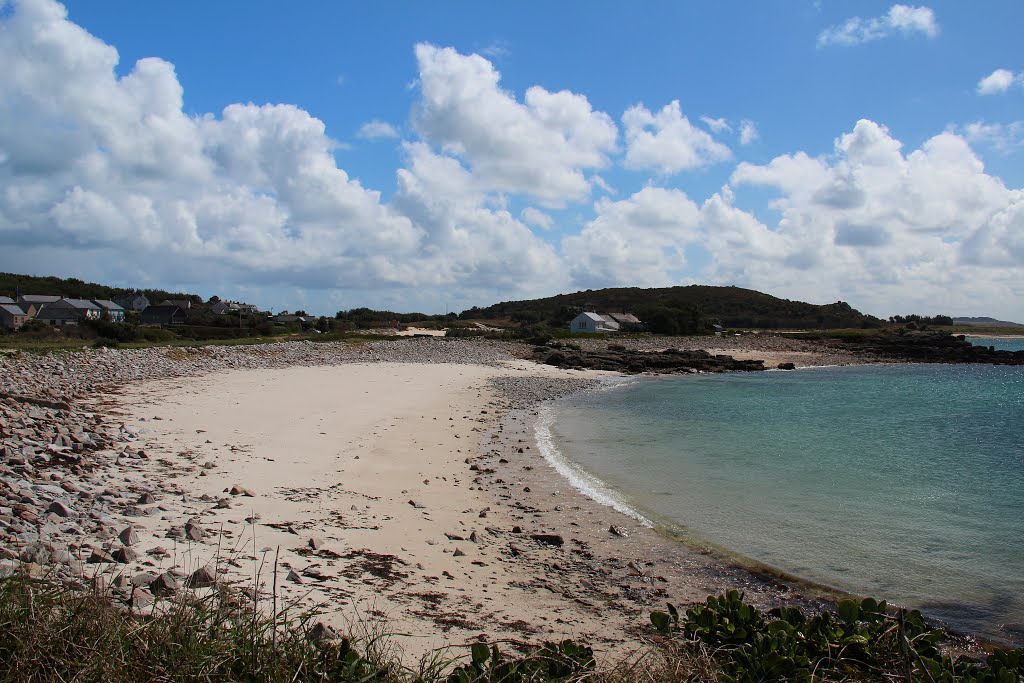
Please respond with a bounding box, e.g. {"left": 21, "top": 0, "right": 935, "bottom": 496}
{"left": 530, "top": 533, "right": 564, "bottom": 546}
{"left": 834, "top": 331, "right": 1024, "bottom": 365}
{"left": 777, "top": 362, "right": 796, "bottom": 370}
{"left": 533, "top": 342, "right": 766, "bottom": 375}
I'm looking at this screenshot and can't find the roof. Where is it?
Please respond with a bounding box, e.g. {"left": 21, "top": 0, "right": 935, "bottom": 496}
{"left": 0, "top": 296, "right": 14, "bottom": 304}
{"left": 606, "top": 312, "right": 641, "bottom": 324}
{"left": 61, "top": 298, "right": 101, "bottom": 310}
{"left": 0, "top": 304, "right": 26, "bottom": 315}
{"left": 92, "top": 300, "right": 125, "bottom": 311}
{"left": 20, "top": 295, "right": 61, "bottom": 303}
{"left": 579, "top": 312, "right": 605, "bottom": 322}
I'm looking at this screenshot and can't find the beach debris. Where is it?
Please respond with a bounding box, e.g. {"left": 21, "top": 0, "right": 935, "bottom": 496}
{"left": 408, "top": 499, "right": 426, "bottom": 509}
{"left": 308, "top": 536, "right": 324, "bottom": 550}
{"left": 609, "top": 525, "right": 628, "bottom": 537}
{"left": 228, "top": 484, "right": 255, "bottom": 497}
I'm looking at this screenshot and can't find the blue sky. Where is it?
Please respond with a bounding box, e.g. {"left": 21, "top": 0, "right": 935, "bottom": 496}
{"left": 2, "top": 1, "right": 1022, "bottom": 319}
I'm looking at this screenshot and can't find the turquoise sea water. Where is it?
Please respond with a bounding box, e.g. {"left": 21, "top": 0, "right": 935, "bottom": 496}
{"left": 539, "top": 364, "right": 1024, "bottom": 643}
{"left": 967, "top": 336, "right": 1024, "bottom": 352}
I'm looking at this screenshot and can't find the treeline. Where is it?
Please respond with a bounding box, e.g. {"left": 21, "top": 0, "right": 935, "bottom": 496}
{"left": 0, "top": 272, "right": 199, "bottom": 307}
{"left": 334, "top": 307, "right": 455, "bottom": 327}
{"left": 888, "top": 314, "right": 954, "bottom": 326}
{"left": 464, "top": 285, "right": 884, "bottom": 331}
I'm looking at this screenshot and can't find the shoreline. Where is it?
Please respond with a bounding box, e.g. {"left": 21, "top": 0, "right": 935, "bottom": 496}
{"left": 0, "top": 336, "right": 1007, "bottom": 663}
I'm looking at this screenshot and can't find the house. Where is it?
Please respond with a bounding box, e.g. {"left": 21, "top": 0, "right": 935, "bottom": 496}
{"left": 18, "top": 294, "right": 62, "bottom": 308}
{"left": 140, "top": 305, "right": 186, "bottom": 326}
{"left": 273, "top": 313, "right": 308, "bottom": 325}
{"left": 92, "top": 300, "right": 126, "bottom": 322}
{"left": 0, "top": 304, "right": 30, "bottom": 330}
{"left": 210, "top": 301, "right": 234, "bottom": 315}
{"left": 35, "top": 298, "right": 102, "bottom": 326}
{"left": 569, "top": 312, "right": 620, "bottom": 334}
{"left": 114, "top": 294, "right": 150, "bottom": 312}
{"left": 0, "top": 296, "right": 15, "bottom": 305}
{"left": 159, "top": 298, "right": 193, "bottom": 310}
{"left": 604, "top": 312, "right": 645, "bottom": 331}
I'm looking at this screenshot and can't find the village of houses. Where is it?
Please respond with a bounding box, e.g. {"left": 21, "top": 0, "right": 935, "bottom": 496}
{"left": 0, "top": 293, "right": 273, "bottom": 331}
{"left": 1, "top": 288, "right": 654, "bottom": 337}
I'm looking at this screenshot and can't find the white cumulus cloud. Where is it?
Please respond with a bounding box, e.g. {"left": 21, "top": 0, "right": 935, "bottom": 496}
{"left": 623, "top": 100, "right": 732, "bottom": 175}
{"left": 739, "top": 120, "right": 759, "bottom": 145}
{"left": 358, "top": 119, "right": 400, "bottom": 139}
{"left": 818, "top": 4, "right": 939, "bottom": 47}
{"left": 412, "top": 43, "right": 617, "bottom": 207}
{"left": 976, "top": 68, "right": 1019, "bottom": 95}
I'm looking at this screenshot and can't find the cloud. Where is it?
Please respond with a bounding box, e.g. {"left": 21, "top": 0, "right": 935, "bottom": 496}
{"left": 960, "top": 120, "right": 1024, "bottom": 152}
{"left": 0, "top": 0, "right": 566, "bottom": 306}
{"left": 520, "top": 206, "right": 554, "bottom": 230}
{"left": 739, "top": 120, "right": 759, "bottom": 145}
{"left": 412, "top": 43, "right": 617, "bottom": 207}
{"left": 562, "top": 187, "right": 702, "bottom": 289}
{"left": 976, "top": 68, "right": 1020, "bottom": 95}
{"left": 622, "top": 100, "right": 732, "bottom": 175}
{"left": 358, "top": 119, "right": 400, "bottom": 139}
{"left": 701, "top": 116, "right": 731, "bottom": 133}
{"left": 818, "top": 4, "right": 939, "bottom": 47}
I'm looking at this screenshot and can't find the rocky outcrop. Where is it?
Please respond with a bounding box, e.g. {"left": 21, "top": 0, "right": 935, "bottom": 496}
{"left": 831, "top": 332, "right": 1024, "bottom": 365}
{"left": 531, "top": 343, "right": 766, "bottom": 374}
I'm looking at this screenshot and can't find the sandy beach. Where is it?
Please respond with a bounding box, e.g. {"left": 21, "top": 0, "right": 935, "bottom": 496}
{"left": 0, "top": 337, "right": 857, "bottom": 664}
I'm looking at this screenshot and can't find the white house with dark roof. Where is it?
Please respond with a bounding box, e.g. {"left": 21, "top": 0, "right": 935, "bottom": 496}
{"left": 569, "top": 312, "right": 620, "bottom": 333}
{"left": 92, "top": 299, "right": 126, "bottom": 322}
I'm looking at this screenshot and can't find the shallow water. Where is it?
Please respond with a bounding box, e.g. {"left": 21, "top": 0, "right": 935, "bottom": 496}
{"left": 540, "top": 364, "right": 1024, "bottom": 643}
{"left": 967, "top": 336, "right": 1024, "bottom": 353}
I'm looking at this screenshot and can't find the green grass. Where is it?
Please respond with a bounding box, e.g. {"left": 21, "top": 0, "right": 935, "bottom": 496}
{"left": 2, "top": 570, "right": 1021, "bottom": 683}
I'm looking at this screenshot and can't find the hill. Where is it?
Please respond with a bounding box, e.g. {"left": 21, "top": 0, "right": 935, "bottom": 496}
{"left": 953, "top": 316, "right": 1023, "bottom": 328}
{"left": 0, "top": 272, "right": 201, "bottom": 306}
{"left": 462, "top": 285, "right": 884, "bottom": 333}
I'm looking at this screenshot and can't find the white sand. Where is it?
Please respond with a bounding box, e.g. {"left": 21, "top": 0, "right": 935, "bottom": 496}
{"left": 115, "top": 361, "right": 636, "bottom": 661}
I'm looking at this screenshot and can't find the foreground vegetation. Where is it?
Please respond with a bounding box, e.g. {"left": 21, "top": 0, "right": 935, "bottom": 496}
{"left": 0, "top": 572, "right": 1020, "bottom": 682}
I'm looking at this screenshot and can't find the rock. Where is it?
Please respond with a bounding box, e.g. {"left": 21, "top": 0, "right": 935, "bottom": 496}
{"left": 229, "top": 485, "right": 255, "bottom": 497}
{"left": 113, "top": 546, "right": 137, "bottom": 563}
{"left": 452, "top": 548, "right": 465, "bottom": 557}
{"left": 609, "top": 525, "right": 628, "bottom": 537}
{"left": 184, "top": 521, "right": 204, "bottom": 542}
{"left": 408, "top": 500, "right": 426, "bottom": 509}
{"left": 308, "top": 536, "right": 323, "bottom": 550}
{"left": 88, "top": 548, "right": 116, "bottom": 564}
{"left": 777, "top": 362, "right": 796, "bottom": 370}
{"left": 286, "top": 569, "right": 304, "bottom": 584}
{"left": 150, "top": 571, "right": 179, "bottom": 595}
{"left": 469, "top": 531, "right": 479, "bottom": 543}
{"left": 185, "top": 565, "right": 217, "bottom": 589}
{"left": 137, "top": 492, "right": 157, "bottom": 505}
{"left": 132, "top": 571, "right": 158, "bottom": 587}
{"left": 118, "top": 526, "right": 140, "bottom": 546}
{"left": 530, "top": 533, "right": 564, "bottom": 547}
{"left": 307, "top": 622, "right": 336, "bottom": 643}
